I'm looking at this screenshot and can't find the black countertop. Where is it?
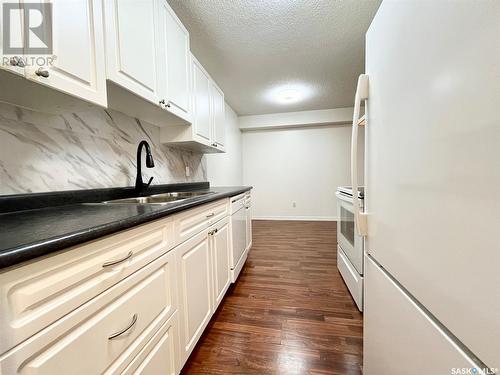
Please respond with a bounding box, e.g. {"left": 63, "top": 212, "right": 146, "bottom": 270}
{"left": 0, "top": 183, "right": 251, "bottom": 270}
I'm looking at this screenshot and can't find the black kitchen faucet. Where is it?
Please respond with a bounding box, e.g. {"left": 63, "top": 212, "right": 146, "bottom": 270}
{"left": 135, "top": 140, "right": 155, "bottom": 193}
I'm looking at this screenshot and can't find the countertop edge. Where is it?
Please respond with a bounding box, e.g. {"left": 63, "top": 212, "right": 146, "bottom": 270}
{"left": 0, "top": 186, "right": 252, "bottom": 271}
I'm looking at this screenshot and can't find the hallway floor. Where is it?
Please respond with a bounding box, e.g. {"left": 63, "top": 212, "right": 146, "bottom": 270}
{"left": 181, "top": 220, "right": 363, "bottom": 375}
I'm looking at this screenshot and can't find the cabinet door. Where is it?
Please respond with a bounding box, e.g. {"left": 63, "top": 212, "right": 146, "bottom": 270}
{"left": 104, "top": 0, "right": 160, "bottom": 105}
{"left": 158, "top": 0, "right": 190, "bottom": 120}
{"left": 25, "top": 0, "right": 107, "bottom": 106}
{"left": 210, "top": 217, "right": 230, "bottom": 311}
{"left": 192, "top": 57, "right": 211, "bottom": 143}
{"left": 210, "top": 81, "right": 225, "bottom": 149}
{"left": 176, "top": 229, "right": 212, "bottom": 363}
{"left": 0, "top": 0, "right": 25, "bottom": 76}
{"left": 245, "top": 198, "right": 252, "bottom": 251}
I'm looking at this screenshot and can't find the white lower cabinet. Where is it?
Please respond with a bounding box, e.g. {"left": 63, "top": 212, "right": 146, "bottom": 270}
{"left": 176, "top": 212, "right": 231, "bottom": 366}
{"left": 0, "top": 196, "right": 244, "bottom": 374}
{"left": 176, "top": 229, "right": 213, "bottom": 363}
{"left": 0, "top": 249, "right": 177, "bottom": 375}
{"left": 210, "top": 216, "right": 231, "bottom": 311}
{"left": 245, "top": 193, "right": 252, "bottom": 252}
{"left": 120, "top": 311, "right": 179, "bottom": 375}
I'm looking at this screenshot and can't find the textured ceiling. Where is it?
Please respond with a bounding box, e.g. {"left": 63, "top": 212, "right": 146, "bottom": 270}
{"left": 167, "top": 0, "right": 381, "bottom": 115}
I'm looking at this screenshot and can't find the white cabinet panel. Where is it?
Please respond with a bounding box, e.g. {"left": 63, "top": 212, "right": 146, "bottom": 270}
{"left": 364, "top": 255, "right": 483, "bottom": 374}
{"left": 230, "top": 203, "right": 246, "bottom": 270}
{"left": 176, "top": 230, "right": 212, "bottom": 363}
{"left": 210, "top": 81, "right": 225, "bottom": 150}
{"left": 104, "top": 0, "right": 160, "bottom": 104}
{"left": 160, "top": 53, "right": 225, "bottom": 153}
{"left": 0, "top": 219, "right": 171, "bottom": 354}
{"left": 192, "top": 58, "right": 211, "bottom": 143}
{"left": 158, "top": 0, "right": 190, "bottom": 119}
{"left": 211, "top": 217, "right": 230, "bottom": 311}
{"left": 24, "top": 0, "right": 107, "bottom": 106}
{"left": 244, "top": 193, "right": 252, "bottom": 252}
{"left": 121, "top": 312, "right": 179, "bottom": 375}
{"left": 0, "top": 251, "right": 177, "bottom": 375}
{"left": 0, "top": 0, "right": 25, "bottom": 76}
{"left": 173, "top": 198, "right": 229, "bottom": 245}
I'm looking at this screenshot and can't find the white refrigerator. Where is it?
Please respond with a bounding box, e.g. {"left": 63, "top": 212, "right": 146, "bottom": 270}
{"left": 352, "top": 1, "right": 500, "bottom": 374}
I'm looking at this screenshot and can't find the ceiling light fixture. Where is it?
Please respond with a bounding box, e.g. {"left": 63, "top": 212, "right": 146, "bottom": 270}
{"left": 264, "top": 83, "right": 314, "bottom": 105}
{"left": 278, "top": 89, "right": 300, "bottom": 103}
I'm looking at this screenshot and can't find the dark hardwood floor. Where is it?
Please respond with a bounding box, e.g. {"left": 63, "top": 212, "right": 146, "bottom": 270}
{"left": 181, "top": 220, "right": 363, "bottom": 375}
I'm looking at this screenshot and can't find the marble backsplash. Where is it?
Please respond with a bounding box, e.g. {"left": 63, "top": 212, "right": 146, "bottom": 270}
{"left": 0, "top": 102, "right": 206, "bottom": 195}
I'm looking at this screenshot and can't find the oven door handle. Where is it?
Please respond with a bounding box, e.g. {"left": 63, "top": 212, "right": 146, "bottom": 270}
{"left": 351, "top": 74, "right": 369, "bottom": 236}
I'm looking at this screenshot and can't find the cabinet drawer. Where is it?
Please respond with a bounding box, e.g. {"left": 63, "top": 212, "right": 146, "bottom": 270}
{"left": 0, "top": 250, "right": 177, "bottom": 375}
{"left": 337, "top": 246, "right": 363, "bottom": 311}
{"left": 173, "top": 199, "right": 228, "bottom": 245}
{"left": 120, "top": 311, "right": 179, "bottom": 375}
{"left": 0, "top": 218, "right": 173, "bottom": 354}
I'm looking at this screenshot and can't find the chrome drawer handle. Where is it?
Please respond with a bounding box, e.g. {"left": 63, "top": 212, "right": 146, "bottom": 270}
{"left": 108, "top": 313, "right": 137, "bottom": 340}
{"left": 102, "top": 251, "right": 133, "bottom": 268}
{"left": 206, "top": 213, "right": 215, "bottom": 218}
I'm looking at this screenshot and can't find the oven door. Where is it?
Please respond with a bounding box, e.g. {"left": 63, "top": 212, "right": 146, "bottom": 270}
{"left": 336, "top": 192, "right": 364, "bottom": 274}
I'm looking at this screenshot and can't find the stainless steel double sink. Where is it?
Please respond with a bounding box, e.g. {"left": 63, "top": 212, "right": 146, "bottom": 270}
{"left": 102, "top": 191, "right": 215, "bottom": 205}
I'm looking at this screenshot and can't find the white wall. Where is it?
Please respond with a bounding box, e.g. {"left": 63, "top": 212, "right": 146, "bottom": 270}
{"left": 242, "top": 125, "right": 364, "bottom": 220}
{"left": 206, "top": 103, "right": 243, "bottom": 186}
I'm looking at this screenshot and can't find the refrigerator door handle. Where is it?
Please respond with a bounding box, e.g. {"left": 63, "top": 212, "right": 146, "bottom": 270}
{"left": 351, "top": 74, "right": 369, "bottom": 236}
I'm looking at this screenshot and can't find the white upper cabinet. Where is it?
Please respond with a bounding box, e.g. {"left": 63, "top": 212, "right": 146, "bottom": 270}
{"left": 160, "top": 53, "right": 226, "bottom": 153}
{"left": 210, "top": 81, "right": 225, "bottom": 150}
{"left": 192, "top": 57, "right": 212, "bottom": 143}
{"left": 104, "top": 0, "right": 160, "bottom": 105}
{"left": 0, "top": 0, "right": 25, "bottom": 76}
{"left": 158, "top": 0, "right": 190, "bottom": 122}
{"left": 104, "top": 0, "right": 192, "bottom": 127}
{"left": 0, "top": 0, "right": 107, "bottom": 107}
{"left": 28, "top": 0, "right": 107, "bottom": 106}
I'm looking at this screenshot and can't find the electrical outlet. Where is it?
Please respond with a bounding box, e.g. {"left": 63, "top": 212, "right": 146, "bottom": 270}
{"left": 292, "top": 201, "right": 297, "bottom": 208}
{"left": 185, "top": 165, "right": 190, "bottom": 177}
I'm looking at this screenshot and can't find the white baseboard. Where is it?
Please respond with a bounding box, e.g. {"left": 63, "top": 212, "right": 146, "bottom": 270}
{"left": 252, "top": 216, "right": 338, "bottom": 222}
